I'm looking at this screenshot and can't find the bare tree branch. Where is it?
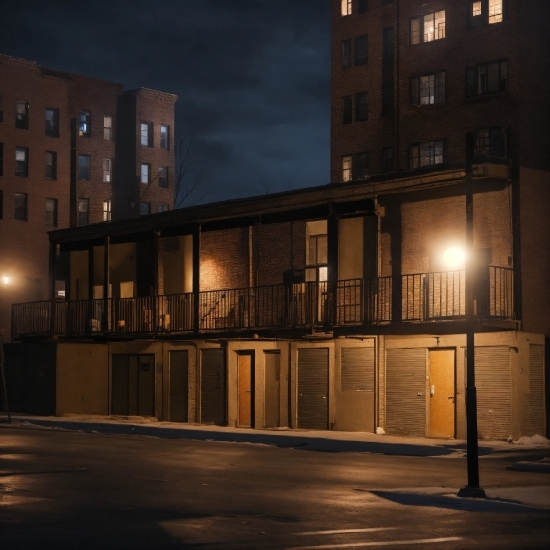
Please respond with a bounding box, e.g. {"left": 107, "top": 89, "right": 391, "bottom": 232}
{"left": 174, "top": 132, "right": 208, "bottom": 208}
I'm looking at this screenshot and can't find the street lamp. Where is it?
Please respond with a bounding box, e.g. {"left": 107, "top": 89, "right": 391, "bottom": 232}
{"left": 2, "top": 276, "right": 9, "bottom": 287}
{"left": 442, "top": 246, "right": 465, "bottom": 270}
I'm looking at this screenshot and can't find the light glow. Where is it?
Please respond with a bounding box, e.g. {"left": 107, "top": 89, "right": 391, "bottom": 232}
{"left": 3, "top": 276, "right": 10, "bottom": 286}
{"left": 443, "top": 247, "right": 465, "bottom": 270}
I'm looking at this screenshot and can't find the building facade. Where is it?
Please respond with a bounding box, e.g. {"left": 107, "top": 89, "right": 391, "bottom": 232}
{"left": 0, "top": 54, "right": 177, "bottom": 341}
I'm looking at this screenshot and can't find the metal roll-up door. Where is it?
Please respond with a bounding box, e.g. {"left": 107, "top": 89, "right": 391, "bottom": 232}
{"left": 386, "top": 348, "right": 426, "bottom": 436}
{"left": 341, "top": 348, "right": 374, "bottom": 391}
{"left": 298, "top": 348, "right": 329, "bottom": 429}
{"left": 475, "top": 346, "right": 511, "bottom": 440}
{"left": 201, "top": 348, "right": 226, "bottom": 425}
{"left": 525, "top": 344, "right": 544, "bottom": 436}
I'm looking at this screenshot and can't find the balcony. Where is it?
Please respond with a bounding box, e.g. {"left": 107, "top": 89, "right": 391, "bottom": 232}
{"left": 12, "top": 267, "right": 514, "bottom": 340}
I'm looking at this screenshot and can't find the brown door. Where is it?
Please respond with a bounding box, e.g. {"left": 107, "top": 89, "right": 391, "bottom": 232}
{"left": 264, "top": 351, "right": 280, "bottom": 428}
{"left": 429, "top": 349, "right": 455, "bottom": 438}
{"left": 238, "top": 353, "right": 253, "bottom": 427}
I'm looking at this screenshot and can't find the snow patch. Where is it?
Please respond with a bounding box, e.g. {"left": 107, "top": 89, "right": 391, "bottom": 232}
{"left": 513, "top": 434, "right": 550, "bottom": 447}
{"left": 376, "top": 427, "right": 386, "bottom": 435}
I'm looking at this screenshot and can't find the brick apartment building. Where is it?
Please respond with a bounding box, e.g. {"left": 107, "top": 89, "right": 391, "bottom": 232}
{"left": 0, "top": 54, "right": 177, "bottom": 341}
{"left": 4, "top": 1, "right": 549, "bottom": 440}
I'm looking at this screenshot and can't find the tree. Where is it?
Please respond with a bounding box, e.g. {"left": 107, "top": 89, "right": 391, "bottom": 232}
{"left": 174, "top": 132, "right": 208, "bottom": 208}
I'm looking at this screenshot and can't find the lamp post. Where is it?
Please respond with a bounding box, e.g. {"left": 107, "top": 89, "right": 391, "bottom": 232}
{"left": 458, "top": 132, "right": 486, "bottom": 498}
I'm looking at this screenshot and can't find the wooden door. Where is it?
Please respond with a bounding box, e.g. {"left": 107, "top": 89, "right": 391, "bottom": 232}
{"left": 264, "top": 352, "right": 280, "bottom": 428}
{"left": 429, "top": 349, "right": 455, "bottom": 438}
{"left": 238, "top": 353, "right": 253, "bottom": 427}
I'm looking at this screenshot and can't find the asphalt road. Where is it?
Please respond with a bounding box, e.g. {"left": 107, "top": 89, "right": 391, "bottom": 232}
{"left": 1, "top": 426, "right": 549, "bottom": 549}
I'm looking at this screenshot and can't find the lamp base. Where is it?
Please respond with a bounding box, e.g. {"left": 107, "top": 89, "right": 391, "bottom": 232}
{"left": 457, "top": 486, "right": 486, "bottom": 498}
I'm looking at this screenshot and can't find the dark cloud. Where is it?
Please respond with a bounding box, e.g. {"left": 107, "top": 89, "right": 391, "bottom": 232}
{"left": 1, "top": 0, "right": 331, "bottom": 203}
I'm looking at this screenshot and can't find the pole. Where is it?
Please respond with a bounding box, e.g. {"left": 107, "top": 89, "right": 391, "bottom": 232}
{"left": 458, "top": 132, "right": 485, "bottom": 498}
{"left": 0, "top": 334, "right": 11, "bottom": 423}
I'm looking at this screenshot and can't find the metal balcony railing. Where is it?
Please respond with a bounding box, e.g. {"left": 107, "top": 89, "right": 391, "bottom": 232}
{"left": 11, "top": 267, "right": 514, "bottom": 339}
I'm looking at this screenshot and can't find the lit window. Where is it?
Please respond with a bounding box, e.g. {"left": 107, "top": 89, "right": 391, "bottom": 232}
{"left": 158, "top": 203, "right": 169, "bottom": 213}
{"left": 160, "top": 125, "right": 169, "bottom": 149}
{"left": 78, "top": 198, "right": 89, "bottom": 226}
{"left": 103, "top": 116, "right": 112, "bottom": 140}
{"left": 411, "top": 11, "right": 445, "bottom": 44}
{"left": 472, "top": 1, "right": 482, "bottom": 16}
{"left": 469, "top": 0, "right": 503, "bottom": 27}
{"left": 45, "top": 151, "right": 57, "bottom": 179}
{"left": 103, "top": 199, "right": 112, "bottom": 221}
{"left": 355, "top": 92, "right": 368, "bottom": 122}
{"left": 103, "top": 158, "right": 112, "bottom": 183}
{"left": 45, "top": 108, "right": 59, "bottom": 137}
{"left": 158, "top": 166, "right": 168, "bottom": 188}
{"left": 342, "top": 96, "right": 352, "bottom": 124}
{"left": 79, "top": 110, "right": 91, "bottom": 137}
{"left": 341, "top": 0, "right": 352, "bottom": 16}
{"left": 16, "top": 101, "right": 28, "bottom": 129}
{"left": 15, "top": 193, "right": 27, "bottom": 221}
{"left": 355, "top": 35, "right": 368, "bottom": 65}
{"left": 342, "top": 40, "right": 352, "bottom": 70}
{"left": 78, "top": 155, "right": 91, "bottom": 180}
{"left": 410, "top": 71, "right": 445, "bottom": 105}
{"left": 466, "top": 60, "right": 507, "bottom": 97}
{"left": 45, "top": 198, "right": 58, "bottom": 227}
{"left": 342, "top": 156, "right": 352, "bottom": 182}
{"left": 410, "top": 140, "right": 445, "bottom": 168}
{"left": 15, "top": 147, "right": 28, "bottom": 176}
{"left": 488, "top": 0, "right": 503, "bottom": 24}
{"left": 141, "top": 122, "right": 153, "bottom": 147}
{"left": 140, "top": 163, "right": 150, "bottom": 184}
{"left": 306, "top": 221, "right": 328, "bottom": 283}
{"left": 140, "top": 201, "right": 151, "bottom": 216}
{"left": 474, "top": 127, "right": 508, "bottom": 158}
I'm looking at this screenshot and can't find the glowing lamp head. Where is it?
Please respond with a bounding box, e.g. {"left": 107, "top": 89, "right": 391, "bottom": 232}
{"left": 2, "top": 276, "right": 10, "bottom": 286}
{"left": 443, "top": 246, "right": 465, "bottom": 270}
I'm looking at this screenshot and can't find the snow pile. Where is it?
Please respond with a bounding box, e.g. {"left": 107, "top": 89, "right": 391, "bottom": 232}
{"left": 513, "top": 434, "right": 550, "bottom": 447}
{"left": 376, "top": 426, "right": 386, "bottom": 435}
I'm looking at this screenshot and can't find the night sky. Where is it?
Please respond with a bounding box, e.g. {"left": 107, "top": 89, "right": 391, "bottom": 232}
{"left": 1, "top": 0, "right": 331, "bottom": 205}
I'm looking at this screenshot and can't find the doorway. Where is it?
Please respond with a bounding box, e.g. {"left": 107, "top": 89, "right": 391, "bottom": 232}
{"left": 169, "top": 350, "right": 188, "bottom": 422}
{"left": 428, "top": 349, "right": 455, "bottom": 438}
{"left": 111, "top": 354, "right": 155, "bottom": 417}
{"left": 264, "top": 351, "right": 280, "bottom": 428}
{"left": 237, "top": 352, "right": 254, "bottom": 427}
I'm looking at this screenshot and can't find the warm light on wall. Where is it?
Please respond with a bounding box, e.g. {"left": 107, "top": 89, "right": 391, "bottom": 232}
{"left": 2, "top": 276, "right": 10, "bottom": 287}
{"left": 442, "top": 246, "right": 465, "bottom": 270}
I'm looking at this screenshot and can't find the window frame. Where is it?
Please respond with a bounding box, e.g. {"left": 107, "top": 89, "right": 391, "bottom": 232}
{"left": 15, "top": 147, "right": 29, "bottom": 177}
{"left": 78, "top": 154, "right": 91, "bottom": 180}
{"left": 45, "top": 108, "right": 59, "bottom": 138}
{"left": 160, "top": 124, "right": 170, "bottom": 149}
{"left": 140, "top": 201, "right": 151, "bottom": 216}
{"left": 342, "top": 39, "right": 352, "bottom": 70}
{"left": 140, "top": 163, "right": 151, "bottom": 185}
{"left": 410, "top": 71, "right": 446, "bottom": 105}
{"left": 103, "top": 115, "right": 113, "bottom": 141}
{"left": 354, "top": 34, "right": 368, "bottom": 66}
{"left": 355, "top": 92, "right": 368, "bottom": 122}
{"left": 410, "top": 140, "right": 445, "bottom": 169}
{"left": 140, "top": 122, "right": 154, "bottom": 147}
{"left": 157, "top": 203, "right": 169, "bottom": 213}
{"left": 466, "top": 59, "right": 508, "bottom": 97}
{"left": 410, "top": 10, "right": 446, "bottom": 45}
{"left": 14, "top": 192, "right": 28, "bottom": 221}
{"left": 45, "top": 151, "right": 57, "bottom": 179}
{"left": 78, "top": 198, "right": 89, "bottom": 226}
{"left": 342, "top": 96, "right": 353, "bottom": 124}
{"left": 342, "top": 155, "right": 353, "bottom": 182}
{"left": 103, "top": 199, "right": 112, "bottom": 221}
{"left": 103, "top": 158, "right": 112, "bottom": 183}
{"left": 341, "top": 0, "right": 352, "bottom": 16}
{"left": 78, "top": 110, "right": 91, "bottom": 137}
{"left": 474, "top": 126, "right": 508, "bottom": 159}
{"left": 158, "top": 166, "right": 169, "bottom": 188}
{"left": 45, "top": 198, "right": 58, "bottom": 227}
{"left": 16, "top": 101, "right": 29, "bottom": 129}
{"left": 469, "top": 0, "right": 505, "bottom": 28}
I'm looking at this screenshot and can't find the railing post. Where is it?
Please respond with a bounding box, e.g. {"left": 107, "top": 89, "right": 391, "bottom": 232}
{"left": 193, "top": 224, "right": 200, "bottom": 332}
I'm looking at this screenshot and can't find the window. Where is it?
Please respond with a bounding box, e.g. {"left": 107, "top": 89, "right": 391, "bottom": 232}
{"left": 342, "top": 156, "right": 352, "bottom": 182}
{"left": 45, "top": 151, "right": 57, "bottom": 179}
{"left": 355, "top": 92, "right": 368, "bottom": 121}
{"left": 0, "top": 189, "right": 3, "bottom": 219}
{"left": 140, "top": 201, "right": 151, "bottom": 216}
{"left": 158, "top": 166, "right": 168, "bottom": 188}
{"left": 103, "top": 116, "right": 113, "bottom": 140}
{"left": 474, "top": 127, "right": 508, "bottom": 158}
{"left": 469, "top": 0, "right": 503, "bottom": 27}
{"left": 103, "top": 199, "right": 112, "bottom": 221}
{"left": 355, "top": 35, "right": 368, "bottom": 65}
{"left": 15, "top": 193, "right": 27, "bottom": 221}
{"left": 15, "top": 147, "right": 28, "bottom": 176}
{"left": 0, "top": 142, "right": 3, "bottom": 176}
{"left": 382, "top": 147, "right": 394, "bottom": 173}
{"left": 78, "top": 110, "right": 91, "bottom": 137}
{"left": 382, "top": 86, "right": 394, "bottom": 115}
{"left": 45, "top": 198, "right": 58, "bottom": 227}
{"left": 355, "top": 152, "right": 369, "bottom": 179}
{"left": 16, "top": 101, "right": 28, "bottom": 129}
{"left": 359, "top": 0, "right": 368, "bottom": 14}
{"left": 342, "top": 40, "right": 352, "bottom": 70}
{"left": 103, "top": 159, "right": 112, "bottom": 183}
{"left": 141, "top": 122, "right": 153, "bottom": 147}
{"left": 383, "top": 27, "right": 394, "bottom": 60}
{"left": 306, "top": 223, "right": 328, "bottom": 282}
{"left": 140, "top": 163, "right": 150, "bottom": 184}
{"left": 45, "top": 108, "right": 59, "bottom": 137}
{"left": 342, "top": 96, "right": 352, "bottom": 124}
{"left": 160, "top": 125, "right": 170, "bottom": 149}
{"left": 466, "top": 60, "right": 507, "bottom": 97}
{"left": 158, "top": 203, "right": 169, "bottom": 213}
{"left": 78, "top": 155, "right": 91, "bottom": 180}
{"left": 411, "top": 11, "right": 445, "bottom": 44}
{"left": 411, "top": 71, "right": 445, "bottom": 105}
{"left": 410, "top": 140, "right": 445, "bottom": 168}
{"left": 341, "top": 0, "right": 352, "bottom": 16}
{"left": 78, "top": 198, "right": 89, "bottom": 226}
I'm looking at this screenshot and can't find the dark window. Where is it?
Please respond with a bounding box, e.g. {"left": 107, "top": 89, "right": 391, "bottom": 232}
{"left": 411, "top": 11, "right": 445, "bottom": 44}
{"left": 410, "top": 140, "right": 445, "bottom": 168}
{"left": 158, "top": 203, "right": 169, "bottom": 213}
{"left": 46, "top": 198, "right": 58, "bottom": 227}
{"left": 140, "top": 201, "right": 151, "bottom": 216}
{"left": 342, "top": 96, "right": 353, "bottom": 124}
{"left": 0, "top": 190, "right": 3, "bottom": 219}
{"left": 104, "top": 116, "right": 113, "bottom": 140}
{"left": 45, "top": 108, "right": 59, "bottom": 137}
{"left": 78, "top": 198, "right": 89, "bottom": 226}
{"left": 15, "top": 193, "right": 27, "bottom": 221}
{"left": 382, "top": 147, "right": 394, "bottom": 173}
{"left": 474, "top": 127, "right": 508, "bottom": 158}
{"left": 342, "top": 40, "right": 352, "bottom": 70}
{"left": 78, "top": 155, "right": 90, "bottom": 180}
{"left": 355, "top": 152, "right": 369, "bottom": 179}
{"left": 78, "top": 110, "right": 91, "bottom": 137}
{"left": 15, "top": 147, "right": 28, "bottom": 176}
{"left": 469, "top": 1, "right": 504, "bottom": 28}
{"left": 160, "top": 125, "right": 170, "bottom": 149}
{"left": 158, "top": 166, "right": 169, "bottom": 188}
{"left": 141, "top": 122, "right": 153, "bottom": 147}
{"left": 103, "top": 158, "right": 112, "bottom": 183}
{"left": 359, "top": 0, "right": 368, "bottom": 14}
{"left": 0, "top": 111, "right": 3, "bottom": 122}
{"left": 45, "top": 151, "right": 57, "bottom": 179}
{"left": 355, "top": 92, "right": 368, "bottom": 121}
{"left": 383, "top": 27, "right": 394, "bottom": 60}
{"left": 382, "top": 86, "right": 394, "bottom": 115}
{"left": 466, "top": 60, "right": 507, "bottom": 97}
{"left": 0, "top": 142, "right": 3, "bottom": 176}
{"left": 355, "top": 35, "right": 368, "bottom": 65}
{"left": 411, "top": 71, "right": 446, "bottom": 105}
{"left": 16, "top": 101, "right": 28, "bottom": 129}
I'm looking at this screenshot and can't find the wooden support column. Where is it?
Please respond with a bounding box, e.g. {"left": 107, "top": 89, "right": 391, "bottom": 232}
{"left": 327, "top": 205, "right": 338, "bottom": 327}
{"left": 49, "top": 241, "right": 56, "bottom": 337}
{"left": 103, "top": 236, "right": 110, "bottom": 334}
{"left": 192, "top": 224, "right": 201, "bottom": 332}
{"left": 88, "top": 247, "right": 94, "bottom": 299}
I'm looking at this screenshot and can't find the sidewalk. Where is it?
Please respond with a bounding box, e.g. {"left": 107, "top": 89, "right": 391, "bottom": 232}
{"left": 2, "top": 412, "right": 549, "bottom": 509}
